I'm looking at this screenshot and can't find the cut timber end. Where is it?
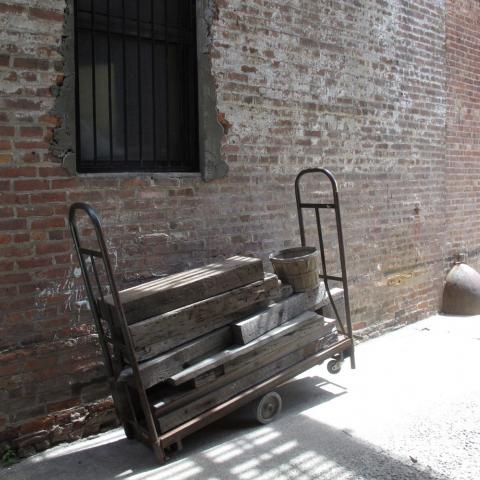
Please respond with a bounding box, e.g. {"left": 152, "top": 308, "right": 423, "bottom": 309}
{"left": 101, "top": 255, "right": 264, "bottom": 324}
{"left": 232, "top": 285, "right": 329, "bottom": 345}
{"left": 129, "top": 273, "right": 279, "bottom": 360}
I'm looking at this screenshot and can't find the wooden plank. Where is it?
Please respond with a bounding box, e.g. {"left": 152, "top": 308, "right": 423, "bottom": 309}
{"left": 151, "top": 329, "right": 337, "bottom": 417}
{"left": 157, "top": 336, "right": 330, "bottom": 432}
{"left": 158, "top": 338, "right": 353, "bottom": 445}
{"left": 169, "top": 310, "right": 322, "bottom": 386}
{"left": 232, "top": 285, "right": 328, "bottom": 345}
{"left": 102, "top": 256, "right": 264, "bottom": 324}
{"left": 119, "top": 327, "right": 233, "bottom": 389}
{"left": 129, "top": 273, "right": 279, "bottom": 360}
{"left": 193, "top": 318, "right": 337, "bottom": 387}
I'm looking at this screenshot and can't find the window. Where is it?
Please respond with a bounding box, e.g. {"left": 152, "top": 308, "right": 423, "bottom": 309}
{"left": 74, "top": 0, "right": 199, "bottom": 173}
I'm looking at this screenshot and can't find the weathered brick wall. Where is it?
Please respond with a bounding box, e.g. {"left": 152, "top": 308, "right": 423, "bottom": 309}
{"left": 446, "top": 0, "right": 480, "bottom": 266}
{"left": 0, "top": 0, "right": 476, "bottom": 457}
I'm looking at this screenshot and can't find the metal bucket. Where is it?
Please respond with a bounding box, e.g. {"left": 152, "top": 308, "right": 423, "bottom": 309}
{"left": 269, "top": 246, "right": 320, "bottom": 292}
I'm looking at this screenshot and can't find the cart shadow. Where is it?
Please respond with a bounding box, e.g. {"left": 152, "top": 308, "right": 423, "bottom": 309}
{"left": 1, "top": 375, "right": 448, "bottom": 480}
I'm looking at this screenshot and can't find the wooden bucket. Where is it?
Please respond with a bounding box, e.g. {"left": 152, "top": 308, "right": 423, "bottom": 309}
{"left": 269, "top": 246, "right": 320, "bottom": 292}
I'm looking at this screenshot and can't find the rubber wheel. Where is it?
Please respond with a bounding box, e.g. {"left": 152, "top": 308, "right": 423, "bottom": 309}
{"left": 256, "top": 391, "right": 282, "bottom": 424}
{"left": 327, "top": 359, "right": 342, "bottom": 374}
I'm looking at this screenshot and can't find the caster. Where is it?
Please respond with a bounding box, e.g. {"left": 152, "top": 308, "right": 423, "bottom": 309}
{"left": 255, "top": 391, "right": 282, "bottom": 424}
{"left": 327, "top": 359, "right": 342, "bottom": 374}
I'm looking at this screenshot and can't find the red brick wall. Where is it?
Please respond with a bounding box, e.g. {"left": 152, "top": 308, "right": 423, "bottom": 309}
{"left": 0, "top": 0, "right": 477, "bottom": 456}
{"left": 446, "top": 0, "right": 480, "bottom": 265}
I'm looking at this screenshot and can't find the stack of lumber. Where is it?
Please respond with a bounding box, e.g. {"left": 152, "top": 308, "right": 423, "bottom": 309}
{"left": 99, "top": 255, "right": 339, "bottom": 433}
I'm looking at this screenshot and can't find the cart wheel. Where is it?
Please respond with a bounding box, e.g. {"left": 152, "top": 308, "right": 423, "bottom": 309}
{"left": 327, "top": 359, "right": 342, "bottom": 374}
{"left": 123, "top": 422, "right": 135, "bottom": 440}
{"left": 256, "top": 391, "right": 282, "bottom": 424}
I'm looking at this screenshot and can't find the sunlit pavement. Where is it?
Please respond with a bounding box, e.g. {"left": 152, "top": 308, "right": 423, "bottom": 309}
{"left": 2, "top": 314, "right": 479, "bottom": 480}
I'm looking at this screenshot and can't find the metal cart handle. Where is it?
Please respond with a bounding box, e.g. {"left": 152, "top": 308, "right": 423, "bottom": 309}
{"left": 294, "top": 169, "right": 355, "bottom": 369}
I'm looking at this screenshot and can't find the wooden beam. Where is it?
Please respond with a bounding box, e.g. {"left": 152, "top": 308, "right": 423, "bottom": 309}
{"left": 232, "top": 285, "right": 334, "bottom": 345}
{"left": 119, "top": 327, "right": 233, "bottom": 389}
{"left": 151, "top": 329, "right": 337, "bottom": 417}
{"left": 130, "top": 273, "right": 279, "bottom": 360}
{"left": 101, "top": 256, "right": 264, "bottom": 324}
{"left": 157, "top": 338, "right": 353, "bottom": 444}
{"left": 193, "top": 318, "right": 337, "bottom": 387}
{"left": 169, "top": 311, "right": 323, "bottom": 386}
{"left": 157, "top": 336, "right": 333, "bottom": 432}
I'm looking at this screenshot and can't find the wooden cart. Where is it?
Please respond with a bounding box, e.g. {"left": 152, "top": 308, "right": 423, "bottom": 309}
{"left": 68, "top": 168, "right": 355, "bottom": 463}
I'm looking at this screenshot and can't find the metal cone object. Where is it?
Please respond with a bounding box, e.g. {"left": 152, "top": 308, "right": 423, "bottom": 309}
{"left": 442, "top": 262, "right": 480, "bottom": 315}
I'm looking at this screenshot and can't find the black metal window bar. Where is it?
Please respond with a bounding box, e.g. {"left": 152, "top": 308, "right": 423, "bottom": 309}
{"left": 74, "top": 0, "right": 199, "bottom": 173}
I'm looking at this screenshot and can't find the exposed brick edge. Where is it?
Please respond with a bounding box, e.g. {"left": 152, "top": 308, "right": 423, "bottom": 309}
{"left": 0, "top": 398, "right": 118, "bottom": 460}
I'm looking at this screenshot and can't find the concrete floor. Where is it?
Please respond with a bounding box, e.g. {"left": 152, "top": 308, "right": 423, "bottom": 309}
{"left": 2, "top": 314, "right": 480, "bottom": 480}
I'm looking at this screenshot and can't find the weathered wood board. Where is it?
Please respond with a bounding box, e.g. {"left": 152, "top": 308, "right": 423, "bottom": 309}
{"left": 232, "top": 285, "right": 330, "bottom": 345}
{"left": 169, "top": 310, "right": 323, "bottom": 386}
{"left": 120, "top": 327, "right": 233, "bottom": 389}
{"left": 129, "top": 273, "right": 279, "bottom": 360}
{"left": 156, "top": 337, "right": 331, "bottom": 432}
{"left": 193, "top": 317, "right": 336, "bottom": 387}
{"left": 151, "top": 329, "right": 337, "bottom": 417}
{"left": 101, "top": 256, "right": 264, "bottom": 324}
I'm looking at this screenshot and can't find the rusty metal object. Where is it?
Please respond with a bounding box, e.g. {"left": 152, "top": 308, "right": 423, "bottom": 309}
{"left": 442, "top": 262, "right": 480, "bottom": 315}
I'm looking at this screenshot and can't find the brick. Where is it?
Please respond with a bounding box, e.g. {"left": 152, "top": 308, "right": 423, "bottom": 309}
{"left": 14, "top": 141, "right": 49, "bottom": 150}
{"left": 0, "top": 218, "right": 26, "bottom": 231}
{"left": 0, "top": 167, "right": 37, "bottom": 177}
{"left": 29, "top": 7, "right": 64, "bottom": 22}
{"left": 20, "top": 127, "right": 43, "bottom": 137}
{"left": 0, "top": 273, "right": 31, "bottom": 286}
{"left": 13, "top": 58, "right": 49, "bottom": 71}
{"left": 0, "top": 126, "right": 14, "bottom": 137}
{"left": 0, "top": 234, "right": 11, "bottom": 245}
{"left": 31, "top": 217, "right": 65, "bottom": 230}
{"left": 0, "top": 140, "right": 11, "bottom": 150}
{"left": 17, "top": 206, "right": 53, "bottom": 217}
{"left": 0, "top": 4, "right": 24, "bottom": 14}
{"left": 4, "top": 99, "right": 42, "bottom": 111}
{"left": 30, "top": 192, "right": 66, "bottom": 203}
{"left": 35, "top": 242, "right": 70, "bottom": 255}
{"left": 14, "top": 179, "right": 49, "bottom": 191}
{"left": 38, "top": 115, "right": 60, "bottom": 127}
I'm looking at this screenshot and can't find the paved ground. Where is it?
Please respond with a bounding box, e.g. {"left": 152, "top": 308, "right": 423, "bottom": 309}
{"left": 2, "top": 314, "right": 480, "bottom": 480}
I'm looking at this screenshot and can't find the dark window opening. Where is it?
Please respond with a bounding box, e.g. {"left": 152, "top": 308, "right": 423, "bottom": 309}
{"left": 74, "top": 0, "right": 199, "bottom": 173}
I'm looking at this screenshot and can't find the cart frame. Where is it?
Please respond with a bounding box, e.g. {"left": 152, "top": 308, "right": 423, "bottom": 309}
{"left": 68, "top": 168, "right": 355, "bottom": 463}
{"left": 295, "top": 168, "right": 356, "bottom": 369}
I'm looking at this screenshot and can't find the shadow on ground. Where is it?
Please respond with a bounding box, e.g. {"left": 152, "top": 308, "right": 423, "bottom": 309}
{"left": 1, "top": 374, "right": 447, "bottom": 480}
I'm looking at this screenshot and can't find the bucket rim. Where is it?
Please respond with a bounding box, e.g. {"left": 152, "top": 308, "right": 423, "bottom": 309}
{"left": 269, "top": 246, "right": 318, "bottom": 262}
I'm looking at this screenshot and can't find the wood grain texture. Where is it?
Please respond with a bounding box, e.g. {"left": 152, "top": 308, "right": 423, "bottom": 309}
{"left": 129, "top": 273, "right": 279, "bottom": 360}
{"left": 156, "top": 336, "right": 334, "bottom": 432}
{"left": 101, "top": 256, "right": 264, "bottom": 324}
{"left": 193, "top": 318, "right": 336, "bottom": 387}
{"left": 232, "top": 285, "right": 330, "bottom": 345}
{"left": 169, "top": 310, "right": 322, "bottom": 386}
{"left": 151, "top": 329, "right": 337, "bottom": 417}
{"left": 120, "top": 327, "right": 233, "bottom": 389}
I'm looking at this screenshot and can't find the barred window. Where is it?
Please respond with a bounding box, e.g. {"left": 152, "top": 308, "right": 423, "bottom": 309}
{"left": 74, "top": 0, "right": 199, "bottom": 173}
